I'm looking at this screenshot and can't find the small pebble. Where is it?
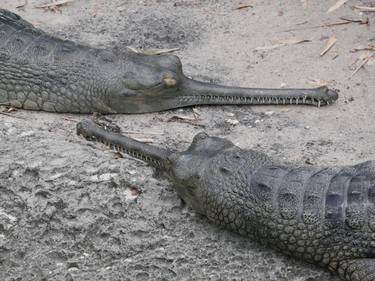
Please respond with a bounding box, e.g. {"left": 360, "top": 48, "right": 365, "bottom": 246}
{"left": 226, "top": 119, "right": 239, "bottom": 125}
{"left": 124, "top": 187, "right": 139, "bottom": 201}
{"left": 20, "top": 131, "right": 35, "bottom": 137}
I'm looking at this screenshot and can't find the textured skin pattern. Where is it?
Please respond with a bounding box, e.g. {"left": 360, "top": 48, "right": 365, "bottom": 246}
{"left": 196, "top": 149, "right": 375, "bottom": 281}
{"left": 0, "top": 9, "right": 123, "bottom": 113}
{"left": 77, "top": 121, "right": 375, "bottom": 280}
{"left": 162, "top": 133, "right": 375, "bottom": 281}
{"left": 0, "top": 9, "right": 339, "bottom": 113}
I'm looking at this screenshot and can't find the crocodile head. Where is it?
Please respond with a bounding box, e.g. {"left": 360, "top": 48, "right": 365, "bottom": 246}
{"left": 77, "top": 119, "right": 238, "bottom": 214}
{"left": 107, "top": 53, "right": 339, "bottom": 113}
{"left": 165, "top": 132, "right": 236, "bottom": 214}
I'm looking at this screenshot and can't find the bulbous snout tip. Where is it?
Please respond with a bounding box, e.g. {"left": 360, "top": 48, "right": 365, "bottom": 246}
{"left": 327, "top": 89, "right": 339, "bottom": 101}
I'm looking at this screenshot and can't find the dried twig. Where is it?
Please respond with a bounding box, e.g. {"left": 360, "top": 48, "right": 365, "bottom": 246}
{"left": 123, "top": 130, "right": 162, "bottom": 135}
{"left": 351, "top": 55, "right": 373, "bottom": 77}
{"left": 16, "top": 0, "right": 28, "bottom": 9}
{"left": 0, "top": 112, "right": 27, "bottom": 119}
{"left": 126, "top": 46, "right": 179, "bottom": 55}
{"left": 327, "top": 0, "right": 349, "bottom": 14}
{"left": 255, "top": 38, "right": 311, "bottom": 51}
{"left": 132, "top": 138, "right": 154, "bottom": 143}
{"left": 167, "top": 115, "right": 205, "bottom": 127}
{"left": 339, "top": 17, "right": 369, "bottom": 24}
{"left": 283, "top": 18, "right": 367, "bottom": 32}
{"left": 352, "top": 5, "right": 375, "bottom": 12}
{"left": 235, "top": 4, "right": 253, "bottom": 10}
{"left": 34, "top": 0, "right": 75, "bottom": 9}
{"left": 320, "top": 36, "right": 337, "bottom": 56}
{"left": 62, "top": 117, "right": 79, "bottom": 122}
{"left": 350, "top": 45, "right": 375, "bottom": 53}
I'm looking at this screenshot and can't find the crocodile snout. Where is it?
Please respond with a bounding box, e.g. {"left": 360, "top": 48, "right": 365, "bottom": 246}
{"left": 327, "top": 89, "right": 339, "bottom": 102}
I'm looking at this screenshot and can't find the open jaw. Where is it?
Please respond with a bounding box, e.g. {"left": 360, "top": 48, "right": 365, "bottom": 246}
{"left": 175, "top": 78, "right": 339, "bottom": 108}
{"left": 76, "top": 119, "right": 173, "bottom": 169}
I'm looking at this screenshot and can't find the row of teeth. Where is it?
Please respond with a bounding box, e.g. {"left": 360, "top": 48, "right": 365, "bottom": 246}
{"left": 81, "top": 134, "right": 161, "bottom": 167}
{"left": 179, "top": 95, "right": 328, "bottom": 107}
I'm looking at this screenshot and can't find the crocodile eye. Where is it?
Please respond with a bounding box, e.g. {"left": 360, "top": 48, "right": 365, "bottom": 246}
{"left": 193, "top": 132, "right": 209, "bottom": 143}
{"left": 163, "top": 77, "right": 177, "bottom": 87}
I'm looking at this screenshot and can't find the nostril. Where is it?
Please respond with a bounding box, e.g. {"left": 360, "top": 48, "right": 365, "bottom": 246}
{"left": 327, "top": 89, "right": 339, "bottom": 101}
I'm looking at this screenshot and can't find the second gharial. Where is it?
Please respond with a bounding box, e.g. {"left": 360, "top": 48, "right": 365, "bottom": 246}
{"left": 77, "top": 118, "right": 375, "bottom": 281}
{"left": 0, "top": 9, "right": 338, "bottom": 113}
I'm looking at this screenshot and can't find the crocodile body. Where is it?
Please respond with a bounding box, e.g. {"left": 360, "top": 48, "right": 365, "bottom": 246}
{"left": 77, "top": 118, "right": 375, "bottom": 281}
{"left": 0, "top": 9, "right": 338, "bottom": 114}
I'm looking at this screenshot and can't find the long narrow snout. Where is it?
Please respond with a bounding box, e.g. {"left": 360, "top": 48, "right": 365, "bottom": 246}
{"left": 178, "top": 77, "right": 338, "bottom": 107}
{"left": 77, "top": 119, "right": 173, "bottom": 169}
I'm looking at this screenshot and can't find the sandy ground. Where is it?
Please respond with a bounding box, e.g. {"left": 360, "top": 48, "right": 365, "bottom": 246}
{"left": 0, "top": 0, "right": 374, "bottom": 280}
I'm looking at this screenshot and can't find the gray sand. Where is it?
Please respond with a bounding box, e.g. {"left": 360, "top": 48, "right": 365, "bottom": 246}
{"left": 0, "top": 0, "right": 374, "bottom": 280}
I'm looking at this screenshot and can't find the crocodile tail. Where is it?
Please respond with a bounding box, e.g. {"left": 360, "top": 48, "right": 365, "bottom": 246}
{"left": 0, "top": 9, "right": 34, "bottom": 30}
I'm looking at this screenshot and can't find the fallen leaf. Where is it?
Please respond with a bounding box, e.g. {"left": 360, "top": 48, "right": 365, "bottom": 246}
{"left": 255, "top": 38, "right": 311, "bottom": 51}
{"left": 320, "top": 36, "right": 337, "bottom": 56}
{"left": 352, "top": 5, "right": 375, "bottom": 12}
{"left": 280, "top": 108, "right": 290, "bottom": 112}
{"left": 327, "top": 0, "right": 348, "bottom": 14}
{"left": 127, "top": 46, "right": 179, "bottom": 55}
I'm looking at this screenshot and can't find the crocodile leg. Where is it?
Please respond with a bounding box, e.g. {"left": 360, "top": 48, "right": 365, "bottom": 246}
{"left": 335, "top": 259, "right": 375, "bottom": 281}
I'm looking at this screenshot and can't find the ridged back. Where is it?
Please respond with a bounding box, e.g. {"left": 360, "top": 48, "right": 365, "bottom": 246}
{"left": 250, "top": 160, "right": 375, "bottom": 231}
{"left": 0, "top": 9, "right": 107, "bottom": 66}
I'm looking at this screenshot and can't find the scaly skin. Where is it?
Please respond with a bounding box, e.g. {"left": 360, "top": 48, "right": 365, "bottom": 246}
{"left": 0, "top": 9, "right": 338, "bottom": 114}
{"left": 77, "top": 118, "right": 375, "bottom": 281}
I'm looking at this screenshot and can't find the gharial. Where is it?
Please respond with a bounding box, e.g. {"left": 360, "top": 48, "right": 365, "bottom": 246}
{"left": 0, "top": 9, "right": 338, "bottom": 114}
{"left": 77, "top": 118, "right": 375, "bottom": 281}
